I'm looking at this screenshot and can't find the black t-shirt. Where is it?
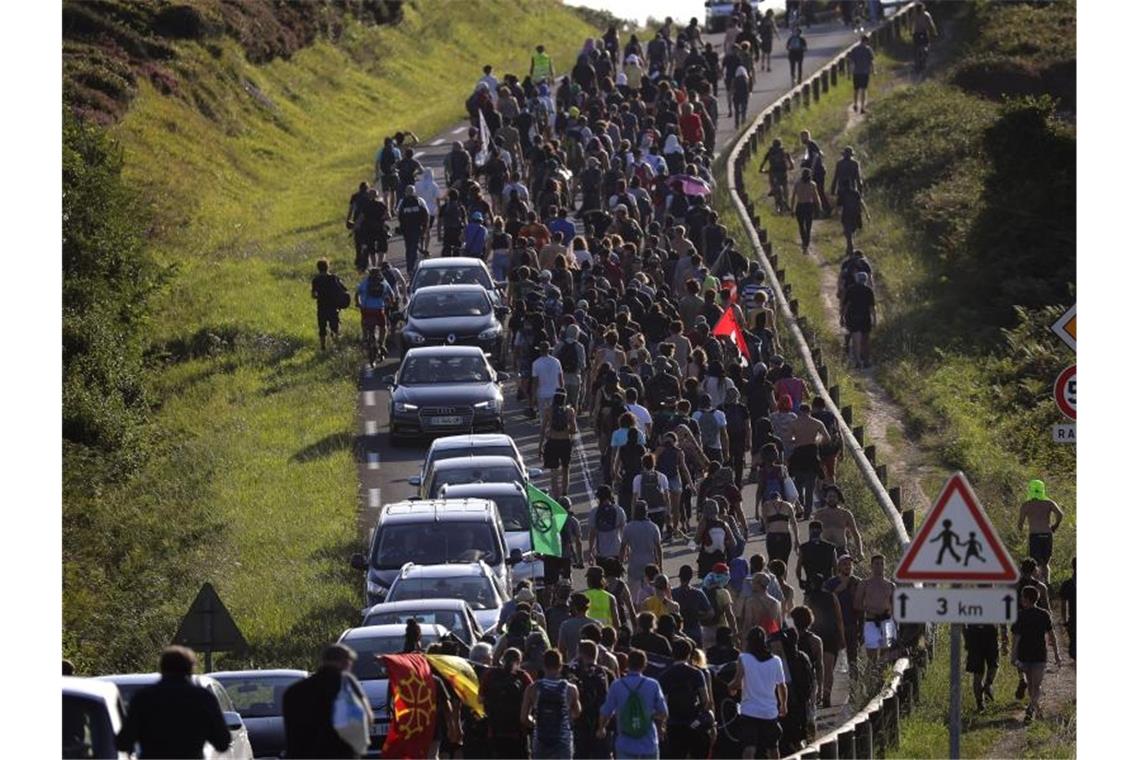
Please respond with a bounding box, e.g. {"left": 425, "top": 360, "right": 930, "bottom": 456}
{"left": 1059, "top": 578, "right": 1075, "bottom": 625}
{"left": 311, "top": 273, "right": 342, "bottom": 309}
{"left": 631, "top": 631, "right": 673, "bottom": 659}
{"left": 658, "top": 662, "right": 706, "bottom": 725}
{"left": 844, "top": 283, "right": 875, "bottom": 322}
{"left": 800, "top": 540, "right": 839, "bottom": 581}
{"left": 1012, "top": 606, "right": 1053, "bottom": 663}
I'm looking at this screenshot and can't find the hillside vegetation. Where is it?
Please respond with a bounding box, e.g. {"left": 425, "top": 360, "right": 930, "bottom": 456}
{"left": 63, "top": 0, "right": 605, "bottom": 673}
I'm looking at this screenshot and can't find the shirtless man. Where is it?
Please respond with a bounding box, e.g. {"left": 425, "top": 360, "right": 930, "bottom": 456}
{"left": 787, "top": 405, "right": 831, "bottom": 517}
{"left": 738, "top": 572, "right": 784, "bottom": 639}
{"left": 760, "top": 489, "right": 800, "bottom": 566}
{"left": 815, "top": 485, "right": 864, "bottom": 561}
{"left": 1017, "top": 479, "right": 1064, "bottom": 584}
{"left": 824, "top": 554, "right": 863, "bottom": 683}
{"left": 854, "top": 554, "right": 896, "bottom": 664}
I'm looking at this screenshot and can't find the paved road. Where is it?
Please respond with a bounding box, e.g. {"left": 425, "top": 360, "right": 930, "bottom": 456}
{"left": 353, "top": 17, "right": 866, "bottom": 724}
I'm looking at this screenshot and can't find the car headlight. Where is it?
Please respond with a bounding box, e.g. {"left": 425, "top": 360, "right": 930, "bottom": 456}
{"left": 394, "top": 401, "right": 419, "bottom": 413}
{"left": 366, "top": 580, "right": 387, "bottom": 597}
{"left": 404, "top": 330, "right": 426, "bottom": 345}
{"left": 473, "top": 399, "right": 501, "bottom": 410}
{"left": 478, "top": 326, "right": 502, "bottom": 340}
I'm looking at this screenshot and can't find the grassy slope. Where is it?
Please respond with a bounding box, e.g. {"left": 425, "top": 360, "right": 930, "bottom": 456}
{"left": 714, "top": 9, "right": 1075, "bottom": 759}
{"left": 66, "top": 0, "right": 599, "bottom": 673}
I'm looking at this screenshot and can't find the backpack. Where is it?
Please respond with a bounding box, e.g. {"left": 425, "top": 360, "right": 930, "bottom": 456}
{"left": 524, "top": 632, "right": 548, "bottom": 672}
{"left": 485, "top": 667, "right": 527, "bottom": 735}
{"left": 618, "top": 678, "right": 651, "bottom": 739}
{"left": 568, "top": 663, "right": 608, "bottom": 731}
{"left": 535, "top": 679, "right": 569, "bottom": 740}
{"left": 760, "top": 464, "right": 786, "bottom": 501}
{"left": 334, "top": 276, "right": 351, "bottom": 310}
{"left": 551, "top": 405, "right": 570, "bottom": 433}
{"left": 661, "top": 664, "right": 702, "bottom": 727}
{"left": 697, "top": 410, "right": 721, "bottom": 449}
{"left": 787, "top": 648, "right": 816, "bottom": 711}
{"left": 701, "top": 519, "right": 727, "bottom": 554}
{"left": 595, "top": 501, "right": 619, "bottom": 533}
{"left": 639, "top": 470, "right": 665, "bottom": 510}
{"left": 556, "top": 341, "right": 580, "bottom": 373}
{"left": 366, "top": 275, "right": 387, "bottom": 300}
{"left": 724, "top": 404, "right": 749, "bottom": 443}
{"left": 620, "top": 435, "right": 647, "bottom": 477}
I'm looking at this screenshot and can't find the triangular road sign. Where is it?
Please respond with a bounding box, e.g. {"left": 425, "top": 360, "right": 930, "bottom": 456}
{"left": 172, "top": 582, "right": 247, "bottom": 653}
{"left": 896, "top": 472, "right": 1018, "bottom": 583}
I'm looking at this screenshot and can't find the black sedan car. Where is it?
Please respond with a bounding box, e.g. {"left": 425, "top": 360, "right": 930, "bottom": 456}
{"left": 385, "top": 346, "right": 506, "bottom": 440}
{"left": 399, "top": 284, "right": 505, "bottom": 358}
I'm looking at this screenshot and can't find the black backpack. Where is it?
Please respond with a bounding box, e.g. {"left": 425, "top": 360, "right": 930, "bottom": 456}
{"left": 484, "top": 668, "right": 526, "bottom": 735}
{"left": 366, "top": 274, "right": 387, "bottom": 300}
{"left": 557, "top": 341, "right": 580, "bottom": 372}
{"left": 639, "top": 469, "right": 665, "bottom": 510}
{"left": 551, "top": 405, "right": 570, "bottom": 433}
{"left": 567, "top": 662, "right": 609, "bottom": 731}
{"left": 620, "top": 434, "right": 646, "bottom": 476}
{"left": 332, "top": 276, "right": 351, "bottom": 310}
{"left": 595, "top": 501, "right": 619, "bottom": 532}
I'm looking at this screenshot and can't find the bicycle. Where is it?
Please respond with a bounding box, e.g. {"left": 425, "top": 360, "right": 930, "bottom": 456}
{"left": 761, "top": 169, "right": 791, "bottom": 215}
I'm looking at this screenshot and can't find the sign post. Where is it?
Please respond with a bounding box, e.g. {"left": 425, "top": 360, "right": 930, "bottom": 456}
{"left": 895, "top": 473, "right": 1017, "bottom": 760}
{"left": 172, "top": 582, "right": 247, "bottom": 672}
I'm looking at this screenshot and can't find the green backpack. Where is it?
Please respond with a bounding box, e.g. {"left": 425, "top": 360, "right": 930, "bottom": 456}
{"left": 618, "top": 678, "right": 651, "bottom": 739}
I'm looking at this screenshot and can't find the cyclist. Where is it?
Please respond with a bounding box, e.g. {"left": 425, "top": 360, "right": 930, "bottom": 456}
{"left": 758, "top": 138, "right": 794, "bottom": 214}
{"left": 911, "top": 3, "right": 938, "bottom": 71}
{"left": 356, "top": 267, "right": 395, "bottom": 367}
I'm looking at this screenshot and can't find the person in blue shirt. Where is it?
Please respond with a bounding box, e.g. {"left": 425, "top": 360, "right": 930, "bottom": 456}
{"left": 356, "top": 267, "right": 395, "bottom": 364}
{"left": 597, "top": 648, "right": 668, "bottom": 758}
{"left": 463, "top": 210, "right": 489, "bottom": 257}
{"left": 546, "top": 206, "right": 577, "bottom": 245}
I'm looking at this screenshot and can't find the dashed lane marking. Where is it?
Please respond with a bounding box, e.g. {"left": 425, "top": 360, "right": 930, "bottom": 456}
{"left": 367, "top": 452, "right": 381, "bottom": 471}
{"left": 363, "top": 391, "right": 376, "bottom": 407}
{"left": 430, "top": 138, "right": 446, "bottom": 146}
{"left": 413, "top": 151, "right": 425, "bottom": 160}
{"left": 364, "top": 419, "right": 378, "bottom": 436}
{"left": 451, "top": 126, "right": 466, "bottom": 135}
{"left": 368, "top": 487, "right": 382, "bottom": 508}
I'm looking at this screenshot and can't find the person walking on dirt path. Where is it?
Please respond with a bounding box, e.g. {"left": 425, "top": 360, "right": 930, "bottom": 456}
{"left": 854, "top": 554, "right": 896, "bottom": 666}
{"left": 786, "top": 26, "right": 807, "bottom": 85}
{"left": 759, "top": 138, "right": 794, "bottom": 215}
{"left": 964, "top": 623, "right": 1004, "bottom": 712}
{"left": 848, "top": 35, "right": 875, "bottom": 114}
{"left": 831, "top": 146, "right": 865, "bottom": 252}
{"left": 311, "top": 258, "right": 348, "bottom": 351}
{"left": 396, "top": 185, "right": 429, "bottom": 275}
{"left": 799, "top": 130, "right": 830, "bottom": 216}
{"left": 1059, "top": 557, "right": 1076, "bottom": 662}
{"left": 1011, "top": 585, "right": 1061, "bottom": 724}
{"left": 1014, "top": 557, "right": 1052, "bottom": 701}
{"left": 1018, "top": 479, "right": 1065, "bottom": 584}
{"left": 842, "top": 271, "right": 876, "bottom": 369}
{"left": 911, "top": 3, "right": 938, "bottom": 55}
{"left": 824, "top": 555, "right": 863, "bottom": 685}
{"left": 815, "top": 485, "right": 864, "bottom": 561}
{"left": 791, "top": 168, "right": 822, "bottom": 253}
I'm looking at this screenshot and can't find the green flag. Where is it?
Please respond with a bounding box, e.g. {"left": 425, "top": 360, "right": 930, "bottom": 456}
{"left": 527, "top": 482, "right": 568, "bottom": 558}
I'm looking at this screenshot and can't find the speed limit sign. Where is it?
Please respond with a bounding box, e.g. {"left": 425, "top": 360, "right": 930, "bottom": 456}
{"left": 1054, "top": 365, "right": 1075, "bottom": 420}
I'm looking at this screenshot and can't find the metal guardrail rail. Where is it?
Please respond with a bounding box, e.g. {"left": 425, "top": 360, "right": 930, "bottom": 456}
{"left": 722, "top": 4, "right": 927, "bottom": 757}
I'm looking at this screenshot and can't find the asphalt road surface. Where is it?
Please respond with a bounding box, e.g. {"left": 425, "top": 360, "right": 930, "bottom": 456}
{"left": 353, "top": 18, "right": 866, "bottom": 724}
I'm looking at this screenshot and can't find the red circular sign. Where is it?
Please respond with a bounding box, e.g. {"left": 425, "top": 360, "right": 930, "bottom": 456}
{"left": 1054, "top": 365, "right": 1076, "bottom": 420}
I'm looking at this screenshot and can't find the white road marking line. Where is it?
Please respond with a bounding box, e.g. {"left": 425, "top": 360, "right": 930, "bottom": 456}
{"left": 363, "top": 365, "right": 374, "bottom": 379}
{"left": 451, "top": 126, "right": 466, "bottom": 135}
{"left": 363, "top": 391, "right": 376, "bottom": 407}
{"left": 413, "top": 151, "right": 425, "bottom": 159}
{"left": 367, "top": 452, "right": 381, "bottom": 470}
{"left": 368, "top": 487, "right": 382, "bottom": 508}
{"left": 364, "top": 419, "right": 378, "bottom": 436}
{"left": 430, "top": 138, "right": 446, "bottom": 146}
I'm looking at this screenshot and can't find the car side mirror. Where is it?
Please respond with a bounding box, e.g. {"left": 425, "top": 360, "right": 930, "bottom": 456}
{"left": 496, "top": 371, "right": 512, "bottom": 382}
{"left": 380, "top": 374, "right": 396, "bottom": 388}
{"left": 408, "top": 475, "right": 422, "bottom": 487}
{"left": 350, "top": 553, "right": 367, "bottom": 571}
{"left": 507, "top": 548, "right": 524, "bottom": 566}
{"left": 222, "top": 711, "right": 245, "bottom": 731}
{"left": 527, "top": 467, "right": 544, "bottom": 480}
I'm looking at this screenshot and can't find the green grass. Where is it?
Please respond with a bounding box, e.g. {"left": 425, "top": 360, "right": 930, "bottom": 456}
{"left": 65, "top": 0, "right": 604, "bottom": 673}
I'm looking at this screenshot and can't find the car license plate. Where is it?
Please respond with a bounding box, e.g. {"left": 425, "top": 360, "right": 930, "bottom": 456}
{"left": 372, "top": 722, "right": 388, "bottom": 737}
{"left": 430, "top": 415, "right": 463, "bottom": 426}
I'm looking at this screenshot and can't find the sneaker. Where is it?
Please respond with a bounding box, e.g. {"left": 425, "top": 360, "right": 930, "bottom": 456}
{"left": 1015, "top": 681, "right": 1027, "bottom": 700}
{"left": 1023, "top": 710, "right": 1035, "bottom": 725}
{"left": 983, "top": 685, "right": 995, "bottom": 702}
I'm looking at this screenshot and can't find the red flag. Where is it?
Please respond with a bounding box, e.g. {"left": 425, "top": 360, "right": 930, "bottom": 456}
{"left": 712, "top": 305, "right": 751, "bottom": 361}
{"left": 380, "top": 654, "right": 437, "bottom": 759}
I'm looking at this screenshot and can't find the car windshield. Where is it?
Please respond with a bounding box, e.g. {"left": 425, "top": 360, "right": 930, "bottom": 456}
{"left": 363, "top": 608, "right": 465, "bottom": 634}
{"left": 216, "top": 676, "right": 300, "bottom": 718}
{"left": 349, "top": 631, "right": 441, "bottom": 680}
{"left": 427, "top": 466, "right": 522, "bottom": 497}
{"left": 492, "top": 494, "right": 530, "bottom": 532}
{"left": 410, "top": 291, "right": 490, "bottom": 319}
{"left": 63, "top": 695, "right": 116, "bottom": 760}
{"left": 388, "top": 575, "right": 498, "bottom": 610}
{"left": 399, "top": 355, "right": 491, "bottom": 385}
{"left": 373, "top": 522, "right": 502, "bottom": 569}
{"left": 429, "top": 444, "right": 515, "bottom": 468}
{"left": 413, "top": 265, "right": 493, "bottom": 290}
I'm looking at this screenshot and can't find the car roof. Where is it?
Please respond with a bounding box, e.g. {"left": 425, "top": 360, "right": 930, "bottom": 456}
{"left": 429, "top": 455, "right": 521, "bottom": 471}
{"left": 430, "top": 434, "right": 515, "bottom": 451}
{"left": 210, "top": 669, "right": 308, "bottom": 680}
{"left": 97, "top": 673, "right": 220, "bottom": 687}
{"left": 397, "top": 562, "right": 492, "bottom": 580}
{"left": 412, "top": 284, "right": 489, "bottom": 296}
{"left": 417, "top": 257, "right": 486, "bottom": 269}
{"left": 339, "top": 623, "right": 449, "bottom": 642}
{"left": 438, "top": 482, "right": 524, "bottom": 497}
{"left": 403, "top": 345, "right": 487, "bottom": 358}
{"left": 379, "top": 498, "right": 498, "bottom": 524}
{"left": 63, "top": 676, "right": 122, "bottom": 702}
{"left": 363, "top": 598, "right": 470, "bottom": 615}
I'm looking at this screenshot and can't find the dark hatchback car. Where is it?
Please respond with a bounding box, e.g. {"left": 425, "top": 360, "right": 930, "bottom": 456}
{"left": 385, "top": 346, "right": 505, "bottom": 440}
{"left": 212, "top": 669, "right": 307, "bottom": 759}
{"left": 399, "top": 284, "right": 505, "bottom": 357}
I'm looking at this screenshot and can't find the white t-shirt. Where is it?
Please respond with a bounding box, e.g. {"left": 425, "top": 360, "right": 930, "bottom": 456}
{"left": 532, "top": 355, "right": 564, "bottom": 400}
{"left": 626, "top": 403, "right": 653, "bottom": 433}
{"left": 739, "top": 653, "right": 785, "bottom": 719}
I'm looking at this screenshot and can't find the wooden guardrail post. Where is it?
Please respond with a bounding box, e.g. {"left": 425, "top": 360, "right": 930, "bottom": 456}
{"left": 853, "top": 426, "right": 864, "bottom": 446}
{"left": 819, "top": 364, "right": 829, "bottom": 386}
{"left": 813, "top": 77, "right": 822, "bottom": 101}
{"left": 908, "top": 663, "right": 922, "bottom": 704}
{"left": 855, "top": 717, "right": 873, "bottom": 758}
{"left": 889, "top": 486, "right": 901, "bottom": 510}
{"left": 830, "top": 64, "right": 839, "bottom": 87}
{"left": 903, "top": 509, "right": 916, "bottom": 535}
{"left": 837, "top": 727, "right": 856, "bottom": 759}
{"left": 830, "top": 386, "right": 841, "bottom": 406}
{"left": 822, "top": 71, "right": 830, "bottom": 93}
{"left": 841, "top": 405, "right": 852, "bottom": 425}
{"left": 900, "top": 677, "right": 915, "bottom": 716}
{"left": 876, "top": 464, "right": 888, "bottom": 488}
{"left": 870, "top": 707, "right": 886, "bottom": 752}
{"left": 818, "top": 738, "right": 839, "bottom": 759}
{"left": 885, "top": 693, "right": 901, "bottom": 749}
{"left": 864, "top": 444, "right": 877, "bottom": 465}
{"left": 811, "top": 347, "right": 823, "bottom": 366}
{"left": 790, "top": 298, "right": 799, "bottom": 316}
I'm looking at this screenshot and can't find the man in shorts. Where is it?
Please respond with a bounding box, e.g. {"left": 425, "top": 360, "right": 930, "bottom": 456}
{"left": 815, "top": 485, "right": 864, "bottom": 561}
{"left": 854, "top": 554, "right": 896, "bottom": 664}
{"left": 963, "top": 622, "right": 1005, "bottom": 712}
{"left": 531, "top": 341, "right": 565, "bottom": 435}
{"left": 310, "top": 258, "right": 346, "bottom": 350}
{"left": 848, "top": 34, "right": 874, "bottom": 113}
{"left": 541, "top": 497, "right": 582, "bottom": 603}
{"left": 1017, "top": 479, "right": 1065, "bottom": 584}
{"left": 355, "top": 267, "right": 394, "bottom": 365}
{"left": 842, "top": 271, "right": 876, "bottom": 369}
{"left": 1011, "top": 585, "right": 1061, "bottom": 724}
{"left": 542, "top": 389, "right": 577, "bottom": 499}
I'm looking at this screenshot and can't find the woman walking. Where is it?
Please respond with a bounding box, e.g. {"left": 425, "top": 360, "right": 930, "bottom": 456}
{"left": 792, "top": 168, "right": 822, "bottom": 253}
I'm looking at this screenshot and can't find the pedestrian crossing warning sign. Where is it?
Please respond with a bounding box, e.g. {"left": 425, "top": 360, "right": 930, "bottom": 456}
{"left": 895, "top": 472, "right": 1018, "bottom": 583}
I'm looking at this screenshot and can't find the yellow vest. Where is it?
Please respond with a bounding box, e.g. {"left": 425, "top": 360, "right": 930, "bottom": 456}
{"left": 532, "top": 52, "right": 553, "bottom": 82}
{"left": 584, "top": 587, "right": 613, "bottom": 624}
